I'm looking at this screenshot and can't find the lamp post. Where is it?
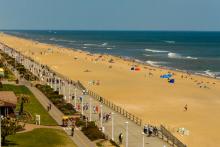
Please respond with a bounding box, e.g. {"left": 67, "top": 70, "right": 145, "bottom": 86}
{"left": 142, "top": 132, "right": 145, "bottom": 147}
{"left": 100, "top": 105, "right": 103, "bottom": 128}
{"left": 54, "top": 76, "right": 57, "bottom": 91}
{"left": 125, "top": 121, "right": 129, "bottom": 147}
{"left": 58, "top": 78, "right": 61, "bottom": 94}
{"left": 112, "top": 112, "right": 114, "bottom": 141}
{"left": 63, "top": 81, "right": 66, "bottom": 100}
{"left": 68, "top": 81, "right": 71, "bottom": 103}
{"left": 89, "top": 97, "right": 92, "bottom": 121}
{"left": 50, "top": 73, "right": 53, "bottom": 88}
{"left": 74, "top": 88, "right": 77, "bottom": 108}
{"left": 81, "top": 96, "right": 84, "bottom": 115}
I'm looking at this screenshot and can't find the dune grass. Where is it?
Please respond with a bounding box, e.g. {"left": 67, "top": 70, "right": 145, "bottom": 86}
{"left": 0, "top": 84, "right": 57, "bottom": 126}
{"left": 5, "top": 128, "right": 77, "bottom": 147}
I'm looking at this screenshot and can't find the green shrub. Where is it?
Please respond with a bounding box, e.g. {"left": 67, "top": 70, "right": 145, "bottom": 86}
{"left": 36, "top": 84, "right": 76, "bottom": 115}
{"left": 80, "top": 121, "right": 105, "bottom": 141}
{"left": 110, "top": 139, "right": 120, "bottom": 147}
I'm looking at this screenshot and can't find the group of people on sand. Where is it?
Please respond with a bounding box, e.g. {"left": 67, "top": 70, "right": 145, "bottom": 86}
{"left": 181, "top": 73, "right": 217, "bottom": 89}
{"left": 90, "top": 80, "right": 100, "bottom": 86}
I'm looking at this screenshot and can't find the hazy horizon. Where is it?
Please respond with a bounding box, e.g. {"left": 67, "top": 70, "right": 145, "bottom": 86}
{"left": 0, "top": 0, "right": 220, "bottom": 31}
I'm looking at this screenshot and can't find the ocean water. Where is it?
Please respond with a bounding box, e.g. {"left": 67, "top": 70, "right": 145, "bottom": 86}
{"left": 2, "top": 30, "right": 220, "bottom": 78}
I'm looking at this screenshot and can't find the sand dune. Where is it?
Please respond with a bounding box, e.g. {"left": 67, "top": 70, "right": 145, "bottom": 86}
{"left": 0, "top": 33, "right": 220, "bottom": 147}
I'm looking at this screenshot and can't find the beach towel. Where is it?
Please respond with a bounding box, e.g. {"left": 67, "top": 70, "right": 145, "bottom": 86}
{"left": 135, "top": 67, "right": 141, "bottom": 71}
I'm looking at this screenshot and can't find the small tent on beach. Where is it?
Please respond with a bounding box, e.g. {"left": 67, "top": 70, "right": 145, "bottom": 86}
{"left": 168, "top": 79, "right": 175, "bottom": 83}
{"left": 135, "top": 67, "right": 141, "bottom": 71}
{"left": 160, "top": 73, "right": 172, "bottom": 79}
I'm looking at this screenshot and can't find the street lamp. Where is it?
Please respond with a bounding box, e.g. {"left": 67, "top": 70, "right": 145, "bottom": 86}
{"left": 68, "top": 81, "right": 71, "bottom": 103}
{"left": 54, "top": 76, "right": 57, "bottom": 91}
{"left": 58, "top": 78, "right": 61, "bottom": 94}
{"left": 81, "top": 96, "right": 84, "bottom": 115}
{"left": 112, "top": 112, "right": 114, "bottom": 141}
{"left": 63, "top": 81, "right": 66, "bottom": 100}
{"left": 74, "top": 88, "right": 77, "bottom": 108}
{"left": 142, "top": 132, "right": 145, "bottom": 147}
{"left": 89, "top": 97, "right": 92, "bottom": 121}
{"left": 125, "top": 121, "right": 129, "bottom": 147}
{"left": 50, "top": 73, "right": 53, "bottom": 88}
{"left": 100, "top": 105, "right": 103, "bottom": 128}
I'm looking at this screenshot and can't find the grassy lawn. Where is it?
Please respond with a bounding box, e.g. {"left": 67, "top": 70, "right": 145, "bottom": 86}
{"left": 0, "top": 84, "right": 57, "bottom": 126}
{"left": 5, "top": 128, "right": 77, "bottom": 147}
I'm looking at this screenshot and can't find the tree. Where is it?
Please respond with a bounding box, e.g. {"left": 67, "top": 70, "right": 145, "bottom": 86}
{"left": 18, "top": 94, "right": 30, "bottom": 115}
{"left": 1, "top": 117, "right": 23, "bottom": 145}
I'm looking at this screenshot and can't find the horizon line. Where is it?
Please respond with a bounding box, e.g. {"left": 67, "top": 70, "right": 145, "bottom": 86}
{"left": 1, "top": 29, "right": 220, "bottom": 33}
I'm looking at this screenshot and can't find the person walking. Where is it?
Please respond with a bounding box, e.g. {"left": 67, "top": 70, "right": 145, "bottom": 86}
{"left": 184, "top": 104, "right": 188, "bottom": 111}
{"left": 71, "top": 125, "right": 75, "bottom": 136}
{"left": 47, "top": 105, "right": 50, "bottom": 111}
{"left": 93, "top": 106, "right": 96, "bottom": 113}
{"left": 49, "top": 103, "right": 52, "bottom": 110}
{"left": 96, "top": 105, "right": 99, "bottom": 113}
{"left": 119, "top": 132, "right": 123, "bottom": 144}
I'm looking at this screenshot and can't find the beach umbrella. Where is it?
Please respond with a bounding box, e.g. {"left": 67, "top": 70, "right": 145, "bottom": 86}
{"left": 160, "top": 74, "right": 172, "bottom": 78}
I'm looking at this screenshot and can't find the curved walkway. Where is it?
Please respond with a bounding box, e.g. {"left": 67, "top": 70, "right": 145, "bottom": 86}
{"left": 18, "top": 123, "right": 61, "bottom": 133}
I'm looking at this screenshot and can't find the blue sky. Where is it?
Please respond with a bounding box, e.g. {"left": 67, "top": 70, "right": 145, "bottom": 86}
{"left": 0, "top": 0, "right": 219, "bottom": 31}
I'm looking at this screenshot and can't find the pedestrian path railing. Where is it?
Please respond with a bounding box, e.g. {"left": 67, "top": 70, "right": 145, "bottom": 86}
{"left": 86, "top": 88, "right": 142, "bottom": 126}
{"left": 158, "top": 125, "right": 187, "bottom": 147}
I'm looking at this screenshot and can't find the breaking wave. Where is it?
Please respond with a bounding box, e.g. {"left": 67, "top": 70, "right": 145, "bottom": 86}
{"left": 84, "top": 42, "right": 109, "bottom": 47}
{"left": 145, "top": 48, "right": 169, "bottom": 53}
{"left": 49, "top": 38, "right": 75, "bottom": 43}
{"left": 196, "top": 70, "right": 220, "bottom": 78}
{"left": 186, "top": 56, "right": 198, "bottom": 60}
{"left": 168, "top": 52, "right": 182, "bottom": 59}
{"left": 145, "top": 60, "right": 165, "bottom": 67}
{"left": 168, "top": 52, "right": 198, "bottom": 60}
{"left": 164, "top": 40, "right": 176, "bottom": 44}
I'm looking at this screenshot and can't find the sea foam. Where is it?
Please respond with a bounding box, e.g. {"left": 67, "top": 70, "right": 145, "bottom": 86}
{"left": 145, "top": 48, "right": 169, "bottom": 53}
{"left": 164, "top": 40, "right": 176, "bottom": 44}
{"left": 145, "top": 60, "right": 164, "bottom": 67}
{"left": 49, "top": 38, "right": 75, "bottom": 43}
{"left": 168, "top": 52, "right": 198, "bottom": 60}
{"left": 168, "top": 52, "right": 182, "bottom": 59}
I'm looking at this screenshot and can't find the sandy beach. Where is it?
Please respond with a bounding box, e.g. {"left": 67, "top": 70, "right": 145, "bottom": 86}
{"left": 0, "top": 33, "right": 220, "bottom": 147}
